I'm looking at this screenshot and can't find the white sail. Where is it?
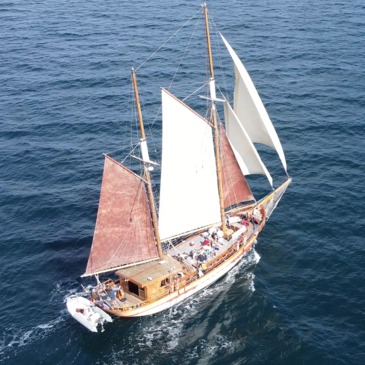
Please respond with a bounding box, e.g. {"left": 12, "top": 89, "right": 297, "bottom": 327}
{"left": 158, "top": 89, "right": 221, "bottom": 240}
{"left": 220, "top": 33, "right": 288, "bottom": 173}
{"left": 224, "top": 102, "right": 273, "bottom": 186}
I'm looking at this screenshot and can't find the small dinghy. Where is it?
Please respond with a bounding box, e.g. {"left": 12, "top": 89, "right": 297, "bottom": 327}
{"left": 66, "top": 294, "right": 112, "bottom": 332}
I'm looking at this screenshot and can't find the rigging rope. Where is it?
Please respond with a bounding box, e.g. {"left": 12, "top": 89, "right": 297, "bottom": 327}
{"left": 136, "top": 7, "right": 202, "bottom": 71}
{"left": 168, "top": 10, "right": 203, "bottom": 89}
{"left": 182, "top": 82, "right": 207, "bottom": 102}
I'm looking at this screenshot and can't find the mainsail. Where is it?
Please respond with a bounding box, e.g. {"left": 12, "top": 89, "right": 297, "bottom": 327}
{"left": 84, "top": 155, "right": 158, "bottom": 276}
{"left": 220, "top": 33, "right": 288, "bottom": 174}
{"left": 158, "top": 89, "right": 221, "bottom": 241}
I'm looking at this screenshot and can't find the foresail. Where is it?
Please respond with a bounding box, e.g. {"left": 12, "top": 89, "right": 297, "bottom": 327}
{"left": 224, "top": 102, "right": 273, "bottom": 187}
{"left": 158, "top": 89, "right": 221, "bottom": 241}
{"left": 260, "top": 178, "right": 292, "bottom": 220}
{"left": 221, "top": 33, "right": 288, "bottom": 173}
{"left": 84, "top": 155, "right": 158, "bottom": 276}
{"left": 219, "top": 123, "right": 254, "bottom": 206}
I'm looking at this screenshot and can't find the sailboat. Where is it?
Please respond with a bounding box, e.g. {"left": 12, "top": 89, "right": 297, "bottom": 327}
{"left": 70, "top": 3, "right": 291, "bottom": 324}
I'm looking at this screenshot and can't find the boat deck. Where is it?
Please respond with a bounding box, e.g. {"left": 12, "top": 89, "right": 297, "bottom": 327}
{"left": 166, "top": 219, "right": 256, "bottom": 270}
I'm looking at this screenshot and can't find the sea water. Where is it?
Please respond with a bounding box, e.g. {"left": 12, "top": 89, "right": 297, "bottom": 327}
{"left": 0, "top": 0, "right": 364, "bottom": 364}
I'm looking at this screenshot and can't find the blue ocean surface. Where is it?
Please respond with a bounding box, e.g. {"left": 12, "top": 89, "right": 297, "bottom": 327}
{"left": 1, "top": 0, "right": 364, "bottom": 364}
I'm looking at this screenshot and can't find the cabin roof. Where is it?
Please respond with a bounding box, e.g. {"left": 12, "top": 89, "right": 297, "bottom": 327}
{"left": 115, "top": 254, "right": 184, "bottom": 286}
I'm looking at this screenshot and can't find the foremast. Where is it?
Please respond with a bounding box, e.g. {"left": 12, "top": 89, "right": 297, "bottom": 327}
{"left": 131, "top": 68, "right": 163, "bottom": 259}
{"left": 203, "top": 3, "right": 227, "bottom": 234}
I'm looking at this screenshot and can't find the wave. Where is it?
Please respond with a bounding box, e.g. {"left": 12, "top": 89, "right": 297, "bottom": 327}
{"left": 0, "top": 285, "right": 79, "bottom": 361}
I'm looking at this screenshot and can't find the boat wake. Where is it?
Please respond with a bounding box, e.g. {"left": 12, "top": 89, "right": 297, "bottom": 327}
{"left": 108, "top": 248, "right": 260, "bottom": 364}
{"left": 0, "top": 316, "right": 64, "bottom": 359}
{"left": 0, "top": 285, "right": 78, "bottom": 360}
{"left": 0, "top": 250, "right": 259, "bottom": 364}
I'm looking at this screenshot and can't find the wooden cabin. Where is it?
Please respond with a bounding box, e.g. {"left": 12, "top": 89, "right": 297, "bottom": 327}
{"left": 115, "top": 254, "right": 190, "bottom": 302}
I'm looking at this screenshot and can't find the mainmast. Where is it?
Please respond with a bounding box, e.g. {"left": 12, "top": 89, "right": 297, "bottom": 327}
{"left": 131, "top": 68, "right": 163, "bottom": 259}
{"left": 203, "top": 3, "right": 227, "bottom": 234}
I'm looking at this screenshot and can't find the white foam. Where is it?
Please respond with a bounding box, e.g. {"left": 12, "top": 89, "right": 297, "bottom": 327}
{"left": 253, "top": 249, "right": 261, "bottom": 264}
{"left": 0, "top": 316, "right": 64, "bottom": 356}
{"left": 247, "top": 273, "right": 256, "bottom": 292}
{"left": 0, "top": 282, "right": 77, "bottom": 357}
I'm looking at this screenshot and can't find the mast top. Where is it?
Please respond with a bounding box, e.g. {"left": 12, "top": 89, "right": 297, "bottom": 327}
{"left": 203, "top": 3, "right": 214, "bottom": 80}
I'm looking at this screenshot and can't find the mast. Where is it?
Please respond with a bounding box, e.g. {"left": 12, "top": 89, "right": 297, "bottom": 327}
{"left": 203, "top": 3, "right": 227, "bottom": 234}
{"left": 131, "top": 68, "right": 163, "bottom": 259}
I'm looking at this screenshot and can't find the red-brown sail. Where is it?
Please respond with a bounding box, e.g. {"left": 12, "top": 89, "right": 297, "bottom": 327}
{"left": 84, "top": 155, "right": 158, "bottom": 276}
{"left": 220, "top": 124, "right": 254, "bottom": 207}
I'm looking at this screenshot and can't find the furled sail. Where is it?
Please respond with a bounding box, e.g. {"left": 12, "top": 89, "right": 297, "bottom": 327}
{"left": 158, "top": 89, "right": 221, "bottom": 241}
{"left": 83, "top": 155, "right": 158, "bottom": 276}
{"left": 224, "top": 102, "right": 273, "bottom": 186}
{"left": 220, "top": 33, "right": 288, "bottom": 173}
{"left": 219, "top": 123, "right": 254, "bottom": 207}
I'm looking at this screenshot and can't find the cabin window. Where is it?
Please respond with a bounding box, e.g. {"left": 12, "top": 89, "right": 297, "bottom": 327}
{"left": 128, "top": 281, "right": 139, "bottom": 296}
{"left": 160, "top": 278, "right": 170, "bottom": 287}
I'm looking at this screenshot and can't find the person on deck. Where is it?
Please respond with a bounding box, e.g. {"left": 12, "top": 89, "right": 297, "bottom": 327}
{"left": 203, "top": 238, "right": 210, "bottom": 246}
